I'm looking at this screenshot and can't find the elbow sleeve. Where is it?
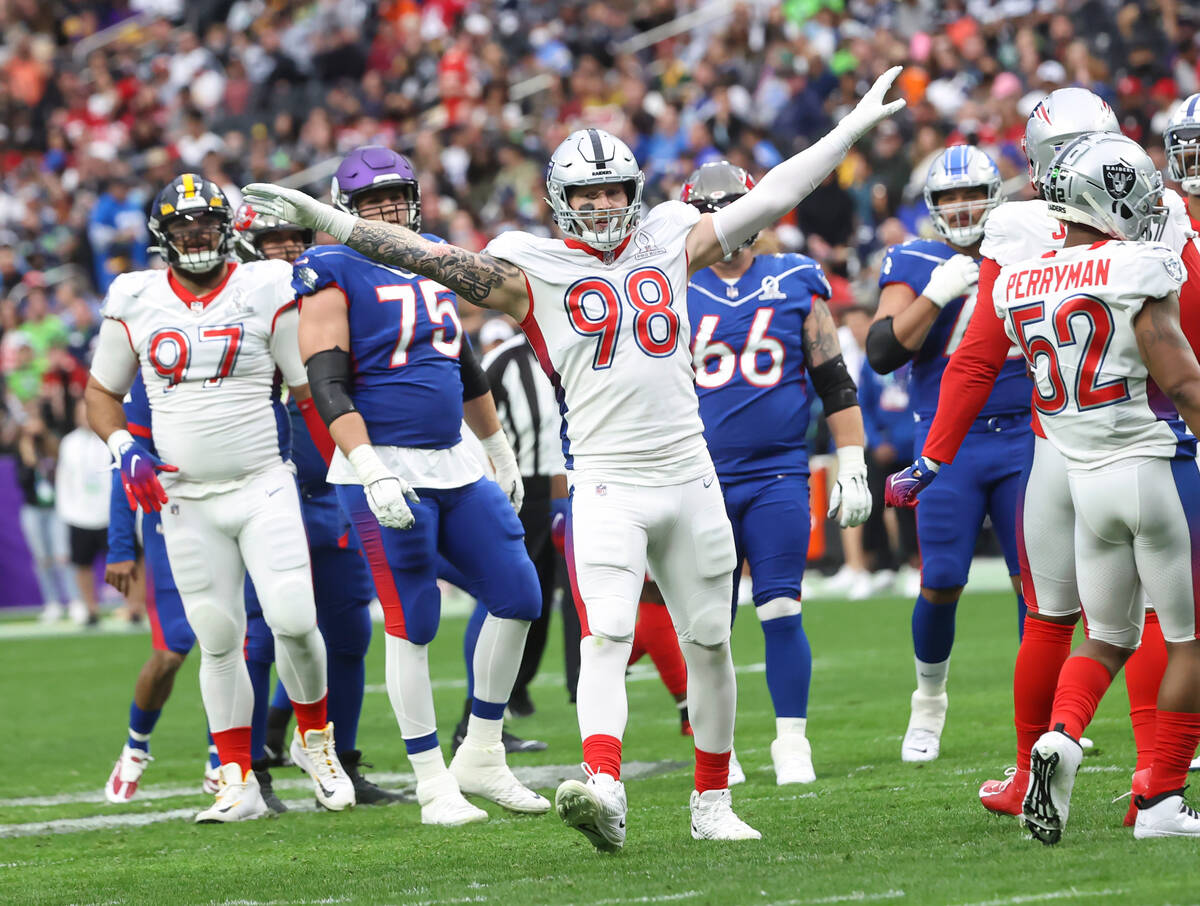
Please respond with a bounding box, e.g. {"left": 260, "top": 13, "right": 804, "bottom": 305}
{"left": 866, "top": 318, "right": 914, "bottom": 374}
{"left": 810, "top": 355, "right": 859, "bottom": 416}
{"left": 304, "top": 348, "right": 357, "bottom": 427}
{"left": 460, "top": 339, "right": 491, "bottom": 402}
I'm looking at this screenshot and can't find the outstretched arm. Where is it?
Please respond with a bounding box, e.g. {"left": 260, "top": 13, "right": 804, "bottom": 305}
{"left": 240, "top": 185, "right": 530, "bottom": 318}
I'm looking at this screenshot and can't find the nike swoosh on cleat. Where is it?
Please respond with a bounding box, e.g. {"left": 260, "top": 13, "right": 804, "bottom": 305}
{"left": 318, "top": 783, "right": 335, "bottom": 798}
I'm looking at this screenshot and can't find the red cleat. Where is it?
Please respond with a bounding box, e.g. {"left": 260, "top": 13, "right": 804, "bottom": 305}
{"left": 1122, "top": 767, "right": 1152, "bottom": 827}
{"left": 979, "top": 768, "right": 1028, "bottom": 816}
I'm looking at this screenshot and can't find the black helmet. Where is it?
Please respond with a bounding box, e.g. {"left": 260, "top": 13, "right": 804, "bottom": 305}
{"left": 148, "top": 173, "right": 232, "bottom": 273}
{"left": 231, "top": 202, "right": 314, "bottom": 263}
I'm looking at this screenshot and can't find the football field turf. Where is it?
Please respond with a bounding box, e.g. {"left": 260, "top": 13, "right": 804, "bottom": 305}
{"left": 2, "top": 589, "right": 1190, "bottom": 906}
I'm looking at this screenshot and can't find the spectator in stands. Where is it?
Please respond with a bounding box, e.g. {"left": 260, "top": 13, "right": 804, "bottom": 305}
{"left": 55, "top": 398, "right": 110, "bottom": 625}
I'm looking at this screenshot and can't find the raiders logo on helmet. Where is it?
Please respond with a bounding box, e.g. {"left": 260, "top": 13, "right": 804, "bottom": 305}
{"left": 1102, "top": 162, "right": 1135, "bottom": 199}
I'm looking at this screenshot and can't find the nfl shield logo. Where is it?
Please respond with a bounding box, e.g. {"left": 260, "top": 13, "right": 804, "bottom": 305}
{"left": 595, "top": 484, "right": 607, "bottom": 497}
{"left": 1102, "top": 163, "right": 1135, "bottom": 199}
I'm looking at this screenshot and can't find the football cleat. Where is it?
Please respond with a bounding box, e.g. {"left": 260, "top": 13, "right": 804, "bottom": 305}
{"left": 978, "top": 767, "right": 1027, "bottom": 817}
{"left": 105, "top": 745, "right": 152, "bottom": 803}
{"left": 771, "top": 735, "right": 816, "bottom": 785}
{"left": 505, "top": 687, "right": 536, "bottom": 719}
{"left": 1190, "top": 755, "right": 1200, "bottom": 772}
{"left": 1133, "top": 788, "right": 1200, "bottom": 838}
{"left": 252, "top": 763, "right": 288, "bottom": 814}
{"left": 689, "top": 788, "right": 761, "bottom": 841}
{"left": 450, "top": 739, "right": 551, "bottom": 814}
{"left": 727, "top": 749, "right": 746, "bottom": 786}
{"left": 195, "top": 763, "right": 269, "bottom": 823}
{"left": 1121, "top": 767, "right": 1151, "bottom": 827}
{"left": 555, "top": 768, "right": 627, "bottom": 852}
{"left": 289, "top": 723, "right": 355, "bottom": 811}
{"left": 1023, "top": 728, "right": 1083, "bottom": 845}
{"left": 416, "top": 771, "right": 488, "bottom": 826}
{"left": 901, "top": 690, "right": 948, "bottom": 762}
{"left": 340, "top": 750, "right": 409, "bottom": 805}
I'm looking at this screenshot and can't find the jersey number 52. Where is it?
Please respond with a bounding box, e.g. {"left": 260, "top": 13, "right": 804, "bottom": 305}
{"left": 565, "top": 267, "right": 679, "bottom": 369}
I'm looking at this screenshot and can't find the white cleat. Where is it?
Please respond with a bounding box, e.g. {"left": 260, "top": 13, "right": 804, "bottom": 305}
{"left": 689, "top": 788, "right": 761, "bottom": 841}
{"left": 555, "top": 769, "right": 627, "bottom": 852}
{"left": 450, "top": 740, "right": 550, "bottom": 814}
{"left": 105, "top": 745, "right": 151, "bottom": 803}
{"left": 1134, "top": 789, "right": 1200, "bottom": 838}
{"left": 727, "top": 749, "right": 746, "bottom": 786}
{"left": 1022, "top": 729, "right": 1083, "bottom": 845}
{"left": 203, "top": 744, "right": 221, "bottom": 794}
{"left": 289, "top": 722, "right": 356, "bottom": 811}
{"left": 771, "top": 735, "right": 816, "bottom": 785}
{"left": 901, "top": 690, "right": 947, "bottom": 762}
{"left": 195, "top": 763, "right": 269, "bottom": 823}
{"left": 417, "top": 771, "right": 488, "bottom": 826}
{"left": 1190, "top": 755, "right": 1200, "bottom": 772}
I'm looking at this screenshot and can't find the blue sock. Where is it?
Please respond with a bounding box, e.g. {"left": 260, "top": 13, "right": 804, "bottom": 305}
{"left": 404, "top": 731, "right": 440, "bottom": 755}
{"left": 206, "top": 729, "right": 220, "bottom": 769}
{"left": 462, "top": 601, "right": 487, "bottom": 702}
{"left": 270, "top": 677, "right": 292, "bottom": 713}
{"left": 1017, "top": 592, "right": 1027, "bottom": 640}
{"left": 247, "top": 659, "right": 272, "bottom": 763}
{"left": 127, "top": 702, "right": 161, "bottom": 752}
{"left": 761, "top": 613, "right": 812, "bottom": 719}
{"left": 912, "top": 593, "right": 957, "bottom": 664}
{"left": 320, "top": 601, "right": 372, "bottom": 754}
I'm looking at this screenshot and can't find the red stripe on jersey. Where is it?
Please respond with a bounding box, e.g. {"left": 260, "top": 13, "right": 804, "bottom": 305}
{"left": 107, "top": 317, "right": 136, "bottom": 352}
{"left": 167, "top": 262, "right": 237, "bottom": 309}
{"left": 563, "top": 234, "right": 632, "bottom": 262}
{"left": 128, "top": 422, "right": 152, "bottom": 439}
{"left": 270, "top": 298, "right": 298, "bottom": 334}
{"left": 519, "top": 275, "right": 560, "bottom": 383}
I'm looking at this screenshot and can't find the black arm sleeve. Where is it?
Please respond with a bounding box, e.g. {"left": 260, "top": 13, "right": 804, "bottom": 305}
{"left": 809, "top": 354, "right": 859, "bottom": 416}
{"left": 304, "top": 347, "right": 357, "bottom": 427}
{"left": 460, "top": 337, "right": 491, "bottom": 402}
{"left": 866, "top": 317, "right": 915, "bottom": 374}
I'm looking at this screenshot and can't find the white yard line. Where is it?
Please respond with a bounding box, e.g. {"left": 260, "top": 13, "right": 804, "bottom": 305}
{"left": 951, "top": 888, "right": 1128, "bottom": 906}
{"left": 764, "top": 891, "right": 906, "bottom": 906}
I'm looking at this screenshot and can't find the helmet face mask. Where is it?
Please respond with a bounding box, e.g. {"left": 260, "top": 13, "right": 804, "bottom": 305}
{"left": 331, "top": 146, "right": 422, "bottom": 232}
{"left": 350, "top": 184, "right": 420, "bottom": 229}
{"left": 149, "top": 174, "right": 232, "bottom": 275}
{"left": 545, "top": 128, "right": 644, "bottom": 252}
{"left": 1040, "top": 133, "right": 1167, "bottom": 241}
{"left": 923, "top": 145, "right": 1002, "bottom": 247}
{"left": 681, "top": 160, "right": 756, "bottom": 259}
{"left": 1165, "top": 94, "right": 1200, "bottom": 195}
{"left": 1023, "top": 88, "right": 1120, "bottom": 188}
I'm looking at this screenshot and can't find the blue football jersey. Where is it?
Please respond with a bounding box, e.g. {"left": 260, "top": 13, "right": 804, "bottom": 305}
{"left": 878, "top": 238, "right": 1031, "bottom": 421}
{"left": 688, "top": 254, "right": 831, "bottom": 480}
{"left": 292, "top": 240, "right": 465, "bottom": 449}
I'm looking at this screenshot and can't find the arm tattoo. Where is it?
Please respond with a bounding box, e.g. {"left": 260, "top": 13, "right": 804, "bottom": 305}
{"left": 346, "top": 220, "right": 520, "bottom": 306}
{"left": 803, "top": 298, "right": 844, "bottom": 367}
{"left": 1137, "top": 294, "right": 1190, "bottom": 355}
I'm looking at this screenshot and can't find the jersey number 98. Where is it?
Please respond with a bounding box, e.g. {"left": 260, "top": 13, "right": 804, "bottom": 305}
{"left": 565, "top": 267, "right": 678, "bottom": 369}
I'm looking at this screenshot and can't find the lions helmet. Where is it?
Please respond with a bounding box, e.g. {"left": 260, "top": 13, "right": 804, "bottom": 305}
{"left": 148, "top": 174, "right": 232, "bottom": 274}
{"left": 1165, "top": 94, "right": 1200, "bottom": 195}
{"left": 1040, "top": 132, "right": 1166, "bottom": 241}
{"left": 331, "top": 146, "right": 421, "bottom": 230}
{"left": 545, "top": 129, "right": 645, "bottom": 252}
{"left": 1023, "top": 88, "right": 1120, "bottom": 187}
{"left": 231, "top": 203, "right": 314, "bottom": 263}
{"left": 923, "top": 145, "right": 1002, "bottom": 247}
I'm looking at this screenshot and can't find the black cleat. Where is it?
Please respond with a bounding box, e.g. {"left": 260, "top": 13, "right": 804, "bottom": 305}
{"left": 262, "top": 707, "right": 292, "bottom": 768}
{"left": 506, "top": 687, "right": 536, "bottom": 719}
{"left": 252, "top": 761, "right": 288, "bottom": 814}
{"left": 502, "top": 729, "right": 548, "bottom": 754}
{"left": 340, "top": 750, "right": 411, "bottom": 805}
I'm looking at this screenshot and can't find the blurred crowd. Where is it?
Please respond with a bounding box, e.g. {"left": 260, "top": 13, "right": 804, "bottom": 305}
{"left": 1, "top": 0, "right": 1198, "bottom": 608}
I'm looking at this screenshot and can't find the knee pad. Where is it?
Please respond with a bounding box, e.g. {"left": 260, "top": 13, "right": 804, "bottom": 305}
{"left": 187, "top": 601, "right": 244, "bottom": 656}
{"left": 390, "top": 582, "right": 440, "bottom": 646}
{"left": 260, "top": 574, "right": 318, "bottom": 638}
{"left": 483, "top": 561, "right": 543, "bottom": 622}
{"left": 584, "top": 597, "right": 638, "bottom": 643}
{"left": 756, "top": 596, "right": 803, "bottom": 622}
{"left": 680, "top": 585, "right": 733, "bottom": 648}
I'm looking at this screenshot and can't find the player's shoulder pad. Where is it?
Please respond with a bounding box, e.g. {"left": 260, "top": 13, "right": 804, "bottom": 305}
{"left": 981, "top": 199, "right": 1055, "bottom": 264}
{"left": 643, "top": 199, "right": 702, "bottom": 232}
{"left": 768, "top": 252, "right": 832, "bottom": 299}
{"left": 292, "top": 244, "right": 357, "bottom": 296}
{"left": 1121, "top": 241, "right": 1186, "bottom": 298}
{"left": 879, "top": 238, "right": 949, "bottom": 289}
{"left": 240, "top": 257, "right": 292, "bottom": 284}
{"left": 483, "top": 228, "right": 545, "bottom": 268}
{"left": 101, "top": 269, "right": 161, "bottom": 319}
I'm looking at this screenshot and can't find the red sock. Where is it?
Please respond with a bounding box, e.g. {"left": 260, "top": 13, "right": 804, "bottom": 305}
{"left": 1013, "top": 616, "right": 1075, "bottom": 774}
{"left": 583, "top": 733, "right": 622, "bottom": 779}
{"left": 694, "top": 748, "right": 731, "bottom": 793}
{"left": 1125, "top": 611, "right": 1167, "bottom": 772}
{"left": 1050, "top": 655, "right": 1114, "bottom": 741}
{"left": 291, "top": 694, "right": 328, "bottom": 737}
{"left": 633, "top": 601, "right": 688, "bottom": 699}
{"left": 1147, "top": 710, "right": 1200, "bottom": 798}
{"left": 210, "top": 726, "right": 252, "bottom": 777}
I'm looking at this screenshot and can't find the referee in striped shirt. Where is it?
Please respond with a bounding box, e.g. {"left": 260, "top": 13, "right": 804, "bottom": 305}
{"left": 482, "top": 322, "right": 577, "bottom": 711}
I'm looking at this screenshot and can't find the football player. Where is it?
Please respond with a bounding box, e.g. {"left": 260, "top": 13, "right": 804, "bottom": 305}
{"left": 231, "top": 205, "right": 402, "bottom": 804}
{"left": 243, "top": 66, "right": 904, "bottom": 847}
{"left": 85, "top": 174, "right": 353, "bottom": 822}
{"left": 289, "top": 147, "right": 548, "bottom": 826}
{"left": 869, "top": 145, "right": 1030, "bottom": 763}
{"left": 684, "top": 161, "right": 872, "bottom": 784}
{"left": 1166, "top": 93, "right": 1200, "bottom": 231}
{"left": 886, "top": 88, "right": 1196, "bottom": 821}
{"left": 989, "top": 133, "right": 1200, "bottom": 843}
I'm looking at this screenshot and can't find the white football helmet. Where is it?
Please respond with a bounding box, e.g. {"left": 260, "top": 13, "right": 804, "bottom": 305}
{"left": 545, "top": 129, "right": 645, "bottom": 252}
{"left": 923, "top": 145, "right": 1002, "bottom": 247}
{"left": 1166, "top": 94, "right": 1200, "bottom": 195}
{"left": 1023, "top": 88, "right": 1120, "bottom": 187}
{"left": 1040, "top": 132, "right": 1166, "bottom": 241}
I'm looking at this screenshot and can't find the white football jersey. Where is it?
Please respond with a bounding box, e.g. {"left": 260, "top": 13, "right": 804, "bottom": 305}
{"left": 994, "top": 240, "right": 1188, "bottom": 469}
{"left": 96, "top": 260, "right": 305, "bottom": 497}
{"left": 485, "top": 201, "right": 711, "bottom": 484}
{"left": 981, "top": 190, "right": 1192, "bottom": 267}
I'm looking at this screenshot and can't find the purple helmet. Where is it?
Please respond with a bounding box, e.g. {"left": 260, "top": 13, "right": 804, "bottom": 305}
{"left": 331, "top": 145, "right": 421, "bottom": 230}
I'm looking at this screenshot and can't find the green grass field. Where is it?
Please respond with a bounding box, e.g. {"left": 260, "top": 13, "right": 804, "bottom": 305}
{"left": 1, "top": 589, "right": 1191, "bottom": 906}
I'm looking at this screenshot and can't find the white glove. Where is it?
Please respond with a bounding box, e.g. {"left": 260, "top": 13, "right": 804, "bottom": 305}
{"left": 241, "top": 183, "right": 358, "bottom": 243}
{"left": 480, "top": 430, "right": 524, "bottom": 514}
{"left": 348, "top": 445, "right": 420, "bottom": 530}
{"left": 828, "top": 445, "right": 872, "bottom": 528}
{"left": 920, "top": 254, "right": 979, "bottom": 309}
{"left": 839, "top": 66, "right": 908, "bottom": 143}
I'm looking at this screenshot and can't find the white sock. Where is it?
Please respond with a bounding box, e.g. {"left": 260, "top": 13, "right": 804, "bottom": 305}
{"left": 914, "top": 656, "right": 950, "bottom": 697}
{"left": 472, "top": 614, "right": 530, "bottom": 707}
{"left": 384, "top": 634, "right": 438, "bottom": 740}
{"left": 466, "top": 713, "right": 504, "bottom": 747}
{"left": 408, "top": 746, "right": 448, "bottom": 784}
{"left": 576, "top": 635, "right": 632, "bottom": 740}
{"left": 776, "top": 717, "right": 807, "bottom": 738}
{"left": 679, "top": 640, "right": 737, "bottom": 755}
